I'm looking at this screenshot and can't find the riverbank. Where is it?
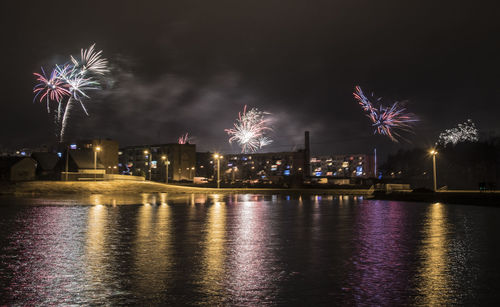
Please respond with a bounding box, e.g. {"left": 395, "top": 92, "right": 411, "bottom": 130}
{"left": 371, "top": 190, "right": 500, "bottom": 207}
{"left": 4, "top": 181, "right": 499, "bottom": 207}
{"left": 0, "top": 180, "right": 374, "bottom": 196}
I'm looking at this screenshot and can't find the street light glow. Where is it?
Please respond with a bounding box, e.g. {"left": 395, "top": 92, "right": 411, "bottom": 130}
{"left": 95, "top": 146, "right": 101, "bottom": 152}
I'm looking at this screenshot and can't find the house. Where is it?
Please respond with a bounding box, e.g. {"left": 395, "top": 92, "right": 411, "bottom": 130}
{"left": 56, "top": 149, "right": 105, "bottom": 180}
{"left": 31, "top": 152, "right": 59, "bottom": 180}
{"left": 75, "top": 139, "right": 119, "bottom": 174}
{"left": 0, "top": 157, "right": 37, "bottom": 181}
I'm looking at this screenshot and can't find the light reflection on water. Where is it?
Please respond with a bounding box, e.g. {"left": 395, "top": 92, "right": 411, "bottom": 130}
{"left": 201, "top": 200, "right": 226, "bottom": 299}
{"left": 417, "top": 202, "right": 451, "bottom": 305}
{"left": 1, "top": 194, "right": 500, "bottom": 305}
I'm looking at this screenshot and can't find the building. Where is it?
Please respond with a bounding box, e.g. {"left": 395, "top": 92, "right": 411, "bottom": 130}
{"left": 0, "top": 157, "right": 37, "bottom": 181}
{"left": 31, "top": 152, "right": 60, "bottom": 180}
{"left": 196, "top": 131, "right": 310, "bottom": 185}
{"left": 74, "top": 139, "right": 119, "bottom": 174}
{"left": 119, "top": 143, "right": 196, "bottom": 182}
{"left": 310, "top": 154, "right": 375, "bottom": 179}
{"left": 200, "top": 150, "right": 307, "bottom": 184}
{"left": 196, "top": 152, "right": 215, "bottom": 179}
{"left": 56, "top": 149, "right": 106, "bottom": 180}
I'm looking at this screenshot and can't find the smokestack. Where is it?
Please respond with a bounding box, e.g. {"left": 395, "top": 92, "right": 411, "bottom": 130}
{"left": 304, "top": 131, "right": 310, "bottom": 178}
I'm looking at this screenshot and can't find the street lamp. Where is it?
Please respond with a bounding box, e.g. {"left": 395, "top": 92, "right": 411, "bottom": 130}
{"left": 232, "top": 166, "right": 238, "bottom": 182}
{"left": 187, "top": 166, "right": 195, "bottom": 180}
{"left": 144, "top": 150, "right": 152, "bottom": 180}
{"left": 214, "top": 153, "right": 223, "bottom": 189}
{"left": 94, "top": 146, "right": 101, "bottom": 181}
{"left": 161, "top": 155, "right": 169, "bottom": 184}
{"left": 430, "top": 149, "right": 438, "bottom": 192}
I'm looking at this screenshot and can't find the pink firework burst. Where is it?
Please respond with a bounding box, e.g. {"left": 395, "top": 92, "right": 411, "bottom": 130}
{"left": 33, "top": 67, "right": 70, "bottom": 112}
{"left": 178, "top": 132, "right": 190, "bottom": 144}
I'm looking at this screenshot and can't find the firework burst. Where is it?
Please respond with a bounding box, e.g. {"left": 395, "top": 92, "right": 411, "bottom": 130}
{"left": 70, "top": 43, "right": 109, "bottom": 75}
{"left": 178, "top": 132, "right": 190, "bottom": 144}
{"left": 370, "top": 103, "right": 418, "bottom": 142}
{"left": 33, "top": 67, "right": 71, "bottom": 113}
{"left": 225, "top": 105, "right": 273, "bottom": 153}
{"left": 437, "top": 119, "right": 479, "bottom": 147}
{"left": 353, "top": 86, "right": 418, "bottom": 142}
{"left": 57, "top": 64, "right": 98, "bottom": 96}
{"left": 33, "top": 43, "right": 108, "bottom": 142}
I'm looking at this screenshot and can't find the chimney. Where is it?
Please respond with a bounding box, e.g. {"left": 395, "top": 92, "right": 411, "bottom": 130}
{"left": 304, "top": 131, "right": 310, "bottom": 178}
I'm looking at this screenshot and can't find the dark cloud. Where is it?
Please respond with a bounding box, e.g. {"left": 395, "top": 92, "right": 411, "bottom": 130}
{"left": 1, "top": 0, "right": 499, "bottom": 158}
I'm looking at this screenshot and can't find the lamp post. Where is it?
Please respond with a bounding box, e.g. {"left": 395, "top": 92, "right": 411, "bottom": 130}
{"left": 430, "top": 149, "right": 438, "bottom": 192}
{"left": 65, "top": 145, "right": 69, "bottom": 181}
{"left": 189, "top": 166, "right": 195, "bottom": 180}
{"left": 94, "top": 146, "right": 101, "bottom": 181}
{"left": 232, "top": 166, "right": 238, "bottom": 182}
{"left": 161, "top": 155, "right": 169, "bottom": 184}
{"left": 144, "top": 150, "right": 152, "bottom": 180}
{"left": 214, "top": 153, "right": 223, "bottom": 189}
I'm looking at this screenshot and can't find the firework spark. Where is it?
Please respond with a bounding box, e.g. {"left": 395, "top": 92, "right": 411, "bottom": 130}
{"left": 353, "top": 86, "right": 418, "bottom": 142}
{"left": 437, "top": 119, "right": 479, "bottom": 147}
{"left": 225, "top": 105, "right": 273, "bottom": 153}
{"left": 33, "top": 67, "right": 70, "bottom": 113}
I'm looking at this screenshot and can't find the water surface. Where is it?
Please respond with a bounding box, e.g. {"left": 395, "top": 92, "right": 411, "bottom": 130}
{"left": 1, "top": 193, "right": 499, "bottom": 305}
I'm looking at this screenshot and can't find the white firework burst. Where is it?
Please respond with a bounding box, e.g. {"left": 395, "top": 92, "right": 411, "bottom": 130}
{"left": 71, "top": 43, "right": 109, "bottom": 75}
{"left": 225, "top": 105, "right": 273, "bottom": 153}
{"left": 437, "top": 119, "right": 479, "bottom": 147}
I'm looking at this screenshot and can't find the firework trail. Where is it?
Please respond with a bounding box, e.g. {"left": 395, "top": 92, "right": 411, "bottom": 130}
{"left": 437, "top": 119, "right": 479, "bottom": 147}
{"left": 33, "top": 44, "right": 108, "bottom": 142}
{"left": 178, "top": 132, "right": 190, "bottom": 144}
{"left": 353, "top": 86, "right": 418, "bottom": 142}
{"left": 33, "top": 67, "right": 70, "bottom": 113}
{"left": 353, "top": 85, "right": 376, "bottom": 114}
{"left": 225, "top": 105, "right": 273, "bottom": 153}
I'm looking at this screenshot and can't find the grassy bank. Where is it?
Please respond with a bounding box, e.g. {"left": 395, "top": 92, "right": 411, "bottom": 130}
{"left": 0, "top": 180, "right": 374, "bottom": 196}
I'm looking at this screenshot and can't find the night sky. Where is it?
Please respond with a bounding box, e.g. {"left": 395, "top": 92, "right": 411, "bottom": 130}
{"left": 1, "top": 1, "right": 499, "bottom": 157}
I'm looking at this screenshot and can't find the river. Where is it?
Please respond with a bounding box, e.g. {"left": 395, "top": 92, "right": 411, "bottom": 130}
{"left": 0, "top": 193, "right": 499, "bottom": 305}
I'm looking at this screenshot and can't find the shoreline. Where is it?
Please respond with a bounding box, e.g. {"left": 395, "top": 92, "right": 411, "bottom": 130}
{"left": 2, "top": 181, "right": 499, "bottom": 207}
{"left": 371, "top": 191, "right": 500, "bottom": 207}
{"left": 0, "top": 180, "right": 374, "bottom": 197}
